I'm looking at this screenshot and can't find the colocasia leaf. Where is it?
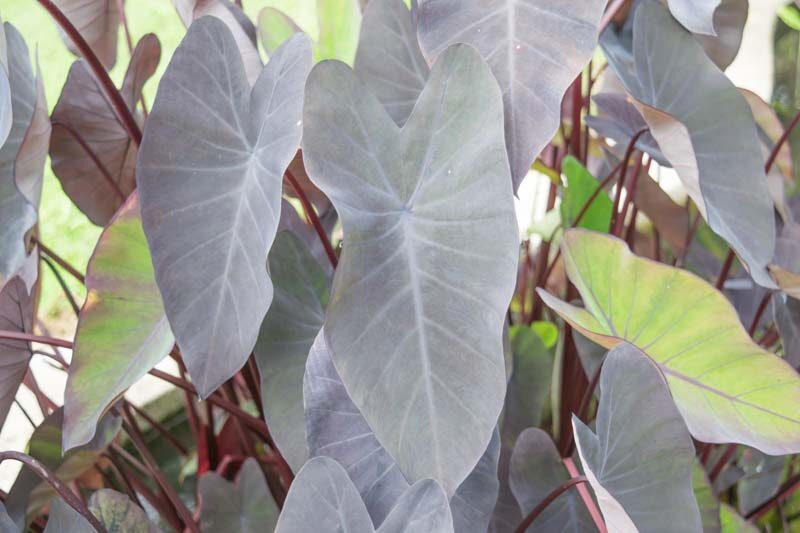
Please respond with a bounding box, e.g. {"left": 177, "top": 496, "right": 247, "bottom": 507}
{"left": 353, "top": 0, "right": 429, "bottom": 126}
{"left": 0, "top": 250, "right": 36, "bottom": 431}
{"left": 198, "top": 458, "right": 279, "bottom": 532}
{"left": 64, "top": 192, "right": 174, "bottom": 451}
{"left": 417, "top": 0, "right": 606, "bottom": 191}
{"left": 50, "top": 34, "right": 160, "bottom": 226}
{"left": 537, "top": 229, "right": 800, "bottom": 455}
{"left": 508, "top": 428, "right": 594, "bottom": 532}
{"left": 572, "top": 343, "right": 703, "bottom": 532}
{"left": 602, "top": 1, "right": 776, "bottom": 287}
{"left": 137, "top": 18, "right": 312, "bottom": 398}
{"left": 302, "top": 43, "right": 517, "bottom": 496}
{"left": 0, "top": 14, "right": 11, "bottom": 147}
{"left": 719, "top": 503, "right": 758, "bottom": 533}
{"left": 52, "top": 0, "right": 120, "bottom": 69}
{"left": 275, "top": 456, "right": 453, "bottom": 533}
{"left": 45, "top": 490, "right": 156, "bottom": 533}
{"left": 172, "top": 0, "right": 262, "bottom": 85}
{"left": 737, "top": 449, "right": 786, "bottom": 517}
{"left": 0, "top": 23, "right": 47, "bottom": 291}
{"left": 667, "top": 0, "right": 722, "bottom": 36}
{"left": 559, "top": 156, "right": 613, "bottom": 233}
{"left": 257, "top": 8, "right": 302, "bottom": 55}
{"left": 692, "top": 463, "right": 722, "bottom": 533}
{"left": 693, "top": 0, "right": 748, "bottom": 70}
{"left": 770, "top": 223, "right": 800, "bottom": 299}
{"left": 303, "top": 330, "right": 500, "bottom": 530}
{"left": 5, "top": 409, "right": 122, "bottom": 528}
{"left": 254, "top": 231, "right": 329, "bottom": 473}
{"left": 774, "top": 294, "right": 800, "bottom": 368}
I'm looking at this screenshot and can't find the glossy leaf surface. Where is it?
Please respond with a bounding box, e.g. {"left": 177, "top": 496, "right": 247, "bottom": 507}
{"left": 138, "top": 19, "right": 311, "bottom": 397}
{"left": 303, "top": 44, "right": 517, "bottom": 494}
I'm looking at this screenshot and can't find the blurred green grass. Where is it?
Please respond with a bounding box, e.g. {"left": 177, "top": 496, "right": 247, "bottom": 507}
{"left": 2, "top": 1, "right": 278, "bottom": 335}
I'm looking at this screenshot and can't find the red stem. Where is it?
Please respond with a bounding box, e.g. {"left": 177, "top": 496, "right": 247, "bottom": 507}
{"left": 564, "top": 457, "right": 608, "bottom": 532}
{"left": 708, "top": 443, "right": 737, "bottom": 483}
{"left": 748, "top": 292, "right": 773, "bottom": 337}
{"left": 746, "top": 472, "right": 800, "bottom": 521}
{"left": 37, "top": 0, "right": 142, "bottom": 146}
{"left": 515, "top": 476, "right": 589, "bottom": 533}
{"left": 284, "top": 169, "right": 338, "bottom": 268}
{"left": 765, "top": 107, "right": 800, "bottom": 174}
{"left": 128, "top": 402, "right": 189, "bottom": 456}
{"left": 610, "top": 129, "right": 649, "bottom": 235}
{"left": 33, "top": 238, "right": 85, "bottom": 284}
{"left": 0, "top": 451, "right": 107, "bottom": 533}
{"left": 715, "top": 250, "right": 736, "bottom": 291}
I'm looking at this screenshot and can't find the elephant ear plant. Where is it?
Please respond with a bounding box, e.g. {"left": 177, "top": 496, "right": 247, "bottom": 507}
{"left": 2, "top": 0, "right": 800, "bottom": 530}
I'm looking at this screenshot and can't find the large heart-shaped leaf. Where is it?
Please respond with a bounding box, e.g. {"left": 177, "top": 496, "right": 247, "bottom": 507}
{"left": 50, "top": 35, "right": 160, "bottom": 226}
{"left": 254, "top": 230, "right": 328, "bottom": 473}
{"left": 64, "top": 192, "right": 174, "bottom": 451}
{"left": 304, "top": 330, "right": 501, "bottom": 530}
{"left": 353, "top": 0, "right": 429, "bottom": 126}
{"left": 572, "top": 343, "right": 702, "bottom": 532}
{"left": 198, "top": 458, "right": 278, "bottom": 532}
{"left": 302, "top": 43, "right": 517, "bottom": 495}
{"left": 6, "top": 408, "right": 121, "bottom": 528}
{"left": 138, "top": 18, "right": 312, "bottom": 397}
{"left": 53, "top": 0, "right": 120, "bottom": 69}
{"left": 601, "top": 1, "right": 775, "bottom": 287}
{"left": 537, "top": 229, "right": 800, "bottom": 455}
{"left": 508, "top": 428, "right": 594, "bottom": 532}
{"left": 0, "top": 23, "right": 42, "bottom": 290}
{"left": 417, "top": 0, "right": 606, "bottom": 190}
{"left": 0, "top": 251, "right": 36, "bottom": 431}
{"left": 275, "top": 456, "right": 453, "bottom": 532}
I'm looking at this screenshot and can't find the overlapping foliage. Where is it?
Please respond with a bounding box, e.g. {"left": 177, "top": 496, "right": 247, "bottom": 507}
{"left": 0, "top": 0, "right": 799, "bottom": 531}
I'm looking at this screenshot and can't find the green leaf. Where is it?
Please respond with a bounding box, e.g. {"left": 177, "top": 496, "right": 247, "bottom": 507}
{"left": 257, "top": 7, "right": 302, "bottom": 55}
{"left": 719, "top": 503, "right": 758, "bottom": 533}
{"left": 254, "top": 231, "right": 328, "bottom": 473}
{"left": 64, "top": 192, "right": 174, "bottom": 451}
{"left": 503, "top": 325, "right": 552, "bottom": 444}
{"left": 692, "top": 462, "right": 721, "bottom": 533}
{"left": 531, "top": 321, "right": 558, "bottom": 349}
{"left": 315, "top": 0, "right": 361, "bottom": 64}
{"left": 538, "top": 229, "right": 800, "bottom": 455}
{"left": 559, "top": 156, "right": 612, "bottom": 232}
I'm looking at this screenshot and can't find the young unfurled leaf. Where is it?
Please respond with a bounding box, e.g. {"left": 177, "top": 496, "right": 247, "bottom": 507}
{"left": 173, "top": 0, "right": 262, "bottom": 85}
{"left": 303, "top": 43, "right": 517, "bottom": 495}
{"left": 254, "top": 230, "right": 329, "bottom": 473}
{"left": 50, "top": 35, "right": 160, "bottom": 226}
{"left": 538, "top": 229, "right": 800, "bottom": 455}
{"left": 602, "top": 1, "right": 776, "bottom": 287}
{"left": 508, "top": 428, "right": 594, "bottom": 532}
{"left": 559, "top": 156, "right": 613, "bottom": 233}
{"left": 275, "top": 456, "right": 453, "bottom": 532}
{"left": 52, "top": 0, "right": 120, "bottom": 69}
{"left": 198, "top": 458, "right": 278, "bottom": 532}
{"left": 572, "top": 343, "right": 702, "bottom": 532}
{"left": 354, "top": 0, "right": 429, "bottom": 126}
{"left": 417, "top": 0, "right": 606, "bottom": 191}
{"left": 303, "top": 330, "right": 501, "bottom": 530}
{"left": 138, "top": 19, "right": 312, "bottom": 398}
{"left": 64, "top": 192, "right": 174, "bottom": 451}
{"left": 0, "top": 23, "right": 44, "bottom": 291}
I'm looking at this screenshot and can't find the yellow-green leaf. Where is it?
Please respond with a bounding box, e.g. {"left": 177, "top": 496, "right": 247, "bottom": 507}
{"left": 537, "top": 229, "right": 800, "bottom": 455}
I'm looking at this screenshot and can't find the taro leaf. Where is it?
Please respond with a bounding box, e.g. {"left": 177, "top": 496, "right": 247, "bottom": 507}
{"left": 302, "top": 44, "right": 517, "bottom": 495}
{"left": 667, "top": 0, "right": 721, "bottom": 36}
{"left": 254, "top": 230, "right": 328, "bottom": 473}
{"left": 502, "top": 324, "right": 553, "bottom": 446}
{"left": 14, "top": 64, "right": 49, "bottom": 212}
{"left": 5, "top": 408, "right": 121, "bottom": 528}
{"left": 719, "top": 503, "right": 758, "bottom": 533}
{"left": 417, "top": 0, "right": 606, "bottom": 191}
{"left": 353, "top": 0, "right": 429, "bottom": 126}
{"left": 0, "top": 16, "right": 11, "bottom": 148}
{"left": 0, "top": 251, "right": 36, "bottom": 431}
{"left": 50, "top": 34, "right": 160, "bottom": 226}
{"left": 137, "top": 19, "right": 312, "bottom": 398}
{"left": 276, "top": 456, "right": 453, "bottom": 533}
{"left": 315, "top": 0, "right": 362, "bottom": 64}
{"left": 537, "top": 229, "right": 800, "bottom": 455}
{"left": 692, "top": 462, "right": 721, "bottom": 533}
{"left": 303, "top": 330, "right": 500, "bottom": 530}
{"left": 508, "top": 428, "right": 594, "bottom": 532}
{"left": 64, "top": 192, "right": 174, "bottom": 451}
{"left": 0, "top": 503, "right": 17, "bottom": 533}
{"left": 559, "top": 156, "right": 613, "bottom": 233}
{"left": 53, "top": 0, "right": 119, "bottom": 69}
{"left": 774, "top": 294, "right": 800, "bottom": 368}
{"left": 257, "top": 7, "right": 302, "bottom": 55}
{"left": 572, "top": 343, "right": 702, "bottom": 532}
{"left": 0, "top": 24, "right": 41, "bottom": 291}
{"left": 694, "top": 0, "right": 748, "bottom": 71}
{"left": 737, "top": 449, "right": 786, "bottom": 516}
{"left": 770, "top": 223, "right": 800, "bottom": 299}
{"left": 173, "top": 0, "right": 262, "bottom": 85}
{"left": 585, "top": 93, "right": 667, "bottom": 165}
{"left": 198, "top": 457, "right": 278, "bottom": 532}
{"left": 602, "top": 1, "right": 776, "bottom": 288}
{"left": 45, "top": 490, "right": 156, "bottom": 533}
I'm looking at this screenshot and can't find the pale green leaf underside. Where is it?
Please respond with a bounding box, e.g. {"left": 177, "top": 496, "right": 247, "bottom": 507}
{"left": 538, "top": 229, "right": 800, "bottom": 455}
